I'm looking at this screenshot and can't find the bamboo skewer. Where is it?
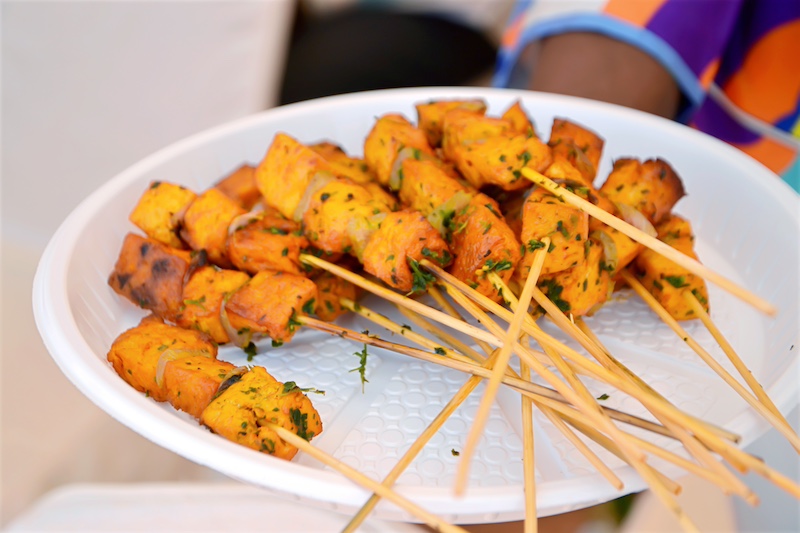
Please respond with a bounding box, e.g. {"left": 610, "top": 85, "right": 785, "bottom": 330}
{"left": 427, "top": 284, "right": 495, "bottom": 356}
{"left": 266, "top": 424, "right": 468, "bottom": 533}
{"left": 343, "top": 351, "right": 503, "bottom": 532}
{"left": 520, "top": 168, "right": 777, "bottom": 316}
{"left": 621, "top": 270, "right": 800, "bottom": 453}
{"left": 519, "top": 334, "right": 538, "bottom": 533}
{"left": 683, "top": 290, "right": 795, "bottom": 439}
{"left": 454, "top": 238, "right": 549, "bottom": 495}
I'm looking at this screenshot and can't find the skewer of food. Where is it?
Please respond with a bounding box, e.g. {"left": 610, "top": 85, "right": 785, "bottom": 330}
{"left": 102, "top": 95, "right": 798, "bottom": 533}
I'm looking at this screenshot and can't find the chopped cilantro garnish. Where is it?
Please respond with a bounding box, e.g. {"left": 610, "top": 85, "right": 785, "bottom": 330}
{"left": 350, "top": 344, "right": 370, "bottom": 392}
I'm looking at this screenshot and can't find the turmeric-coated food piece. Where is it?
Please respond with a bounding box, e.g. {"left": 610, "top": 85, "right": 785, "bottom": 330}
{"left": 517, "top": 187, "right": 589, "bottom": 279}
{"left": 599, "top": 158, "right": 685, "bottom": 226}
{"left": 201, "top": 366, "right": 323, "bottom": 460}
{"left": 397, "top": 157, "right": 474, "bottom": 217}
{"left": 107, "top": 314, "right": 218, "bottom": 402}
{"left": 213, "top": 165, "right": 262, "bottom": 211}
{"left": 442, "top": 109, "right": 552, "bottom": 191}
{"left": 302, "top": 178, "right": 389, "bottom": 257}
{"left": 108, "top": 233, "right": 200, "bottom": 322}
{"left": 538, "top": 238, "right": 612, "bottom": 317}
{"left": 227, "top": 211, "right": 309, "bottom": 276}
{"left": 129, "top": 181, "right": 197, "bottom": 249}
{"left": 163, "top": 355, "right": 238, "bottom": 419}
{"left": 257, "top": 133, "right": 333, "bottom": 220}
{"left": 591, "top": 224, "right": 644, "bottom": 279}
{"left": 181, "top": 189, "right": 245, "bottom": 268}
{"left": 362, "top": 209, "right": 451, "bottom": 293}
{"left": 364, "top": 114, "right": 435, "bottom": 187}
{"left": 634, "top": 214, "right": 709, "bottom": 320}
{"left": 549, "top": 118, "right": 605, "bottom": 179}
{"left": 448, "top": 194, "right": 522, "bottom": 302}
{"left": 310, "top": 142, "right": 376, "bottom": 184}
{"left": 176, "top": 265, "right": 250, "bottom": 344}
{"left": 501, "top": 100, "right": 537, "bottom": 138}
{"left": 415, "top": 99, "right": 487, "bottom": 147}
{"left": 312, "top": 271, "right": 359, "bottom": 322}
{"left": 224, "top": 270, "right": 317, "bottom": 344}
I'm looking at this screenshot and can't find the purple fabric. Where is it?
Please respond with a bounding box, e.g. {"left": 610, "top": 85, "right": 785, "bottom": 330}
{"left": 646, "top": 0, "right": 743, "bottom": 77}
{"left": 692, "top": 95, "right": 760, "bottom": 145}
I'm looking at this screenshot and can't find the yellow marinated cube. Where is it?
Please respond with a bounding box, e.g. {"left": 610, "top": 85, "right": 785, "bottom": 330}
{"left": 181, "top": 188, "right": 245, "bottom": 268}
{"left": 129, "top": 181, "right": 197, "bottom": 248}
{"left": 176, "top": 265, "right": 250, "bottom": 344}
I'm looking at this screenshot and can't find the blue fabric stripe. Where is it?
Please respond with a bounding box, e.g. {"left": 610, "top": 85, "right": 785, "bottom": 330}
{"left": 493, "top": 13, "right": 708, "bottom": 119}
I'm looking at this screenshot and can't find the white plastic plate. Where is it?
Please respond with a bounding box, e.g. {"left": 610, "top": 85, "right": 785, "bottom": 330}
{"left": 33, "top": 87, "right": 800, "bottom": 524}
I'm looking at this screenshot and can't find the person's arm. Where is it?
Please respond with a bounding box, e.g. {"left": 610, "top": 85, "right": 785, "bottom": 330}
{"left": 527, "top": 31, "right": 680, "bottom": 119}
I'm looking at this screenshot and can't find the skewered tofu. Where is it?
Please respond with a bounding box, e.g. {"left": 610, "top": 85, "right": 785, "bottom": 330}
{"left": 107, "top": 314, "right": 218, "bottom": 402}
{"left": 516, "top": 187, "right": 589, "bottom": 279}
{"left": 397, "top": 157, "right": 474, "bottom": 217}
{"left": 415, "top": 99, "right": 487, "bottom": 147}
{"left": 224, "top": 270, "right": 317, "bottom": 345}
{"left": 501, "top": 100, "right": 537, "bottom": 138}
{"left": 362, "top": 209, "right": 451, "bottom": 293}
{"left": 181, "top": 188, "right": 246, "bottom": 268}
{"left": 163, "top": 356, "right": 239, "bottom": 419}
{"left": 310, "top": 142, "right": 376, "bottom": 184}
{"left": 549, "top": 118, "right": 604, "bottom": 181}
{"left": 538, "top": 238, "right": 612, "bottom": 317}
{"left": 108, "top": 233, "right": 202, "bottom": 322}
{"left": 213, "top": 165, "right": 262, "bottom": 211}
{"left": 175, "top": 265, "right": 250, "bottom": 344}
{"left": 227, "top": 210, "right": 310, "bottom": 276}
{"left": 129, "top": 181, "right": 197, "bottom": 249}
{"left": 634, "top": 214, "right": 709, "bottom": 320}
{"left": 599, "top": 158, "right": 685, "bottom": 226}
{"left": 313, "top": 271, "right": 360, "bottom": 322}
{"left": 201, "top": 366, "right": 323, "bottom": 461}
{"left": 364, "top": 114, "right": 436, "bottom": 187}
{"left": 442, "top": 108, "right": 552, "bottom": 191}
{"left": 257, "top": 132, "right": 334, "bottom": 221}
{"left": 448, "top": 193, "right": 522, "bottom": 301}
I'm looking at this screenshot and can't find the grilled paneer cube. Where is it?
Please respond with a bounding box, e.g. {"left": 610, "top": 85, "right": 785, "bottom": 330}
{"left": 397, "top": 158, "right": 473, "bottom": 216}
{"left": 538, "top": 238, "right": 612, "bottom": 317}
{"left": 108, "top": 233, "right": 201, "bottom": 322}
{"left": 163, "top": 356, "right": 238, "bottom": 419}
{"left": 442, "top": 109, "right": 552, "bottom": 191}
{"left": 591, "top": 224, "right": 644, "bottom": 279}
{"left": 302, "top": 178, "right": 389, "bottom": 257}
{"left": 310, "top": 142, "right": 376, "bottom": 184}
{"left": 228, "top": 211, "right": 309, "bottom": 275}
{"left": 517, "top": 187, "right": 589, "bottom": 279}
{"left": 181, "top": 189, "right": 245, "bottom": 268}
{"left": 312, "top": 271, "right": 359, "bottom": 322}
{"left": 362, "top": 209, "right": 451, "bottom": 293}
{"left": 599, "top": 158, "right": 685, "bottom": 226}
{"left": 224, "top": 270, "right": 317, "bottom": 344}
{"left": 129, "top": 181, "right": 197, "bottom": 249}
{"left": 257, "top": 133, "right": 333, "bottom": 221}
{"left": 448, "top": 194, "right": 522, "bottom": 302}
{"left": 415, "top": 99, "right": 487, "bottom": 147}
{"left": 200, "top": 366, "right": 323, "bottom": 460}
{"left": 634, "top": 214, "right": 709, "bottom": 320}
{"left": 549, "top": 118, "right": 604, "bottom": 179}
{"left": 501, "top": 100, "right": 537, "bottom": 138}
{"left": 364, "top": 114, "right": 435, "bottom": 187}
{"left": 107, "top": 314, "right": 218, "bottom": 402}
{"left": 176, "top": 265, "right": 250, "bottom": 344}
{"left": 213, "top": 165, "right": 262, "bottom": 211}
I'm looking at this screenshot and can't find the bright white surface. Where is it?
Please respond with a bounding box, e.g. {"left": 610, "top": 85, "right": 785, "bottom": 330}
{"left": 4, "top": 483, "right": 426, "bottom": 533}
{"left": 31, "top": 87, "right": 800, "bottom": 525}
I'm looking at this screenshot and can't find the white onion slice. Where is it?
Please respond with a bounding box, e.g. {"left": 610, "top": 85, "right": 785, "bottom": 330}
{"left": 293, "top": 171, "right": 335, "bottom": 222}
{"left": 591, "top": 229, "right": 619, "bottom": 274}
{"left": 347, "top": 212, "right": 386, "bottom": 261}
{"left": 614, "top": 202, "right": 657, "bottom": 238}
{"left": 389, "top": 147, "right": 426, "bottom": 191}
{"left": 227, "top": 209, "right": 264, "bottom": 237}
{"left": 155, "top": 349, "right": 213, "bottom": 388}
{"left": 427, "top": 190, "right": 473, "bottom": 237}
{"left": 219, "top": 295, "right": 253, "bottom": 348}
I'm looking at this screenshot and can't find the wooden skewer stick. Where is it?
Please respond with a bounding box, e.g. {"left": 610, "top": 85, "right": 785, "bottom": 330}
{"left": 427, "top": 284, "right": 495, "bottom": 357}
{"left": 455, "top": 237, "right": 550, "bottom": 495}
{"left": 266, "top": 424, "right": 468, "bottom": 533}
{"left": 683, "top": 291, "right": 796, "bottom": 440}
{"left": 520, "top": 167, "right": 777, "bottom": 316}
{"left": 420, "top": 258, "right": 739, "bottom": 444}
{"left": 343, "top": 350, "right": 503, "bottom": 533}
{"left": 621, "top": 270, "right": 800, "bottom": 454}
{"left": 519, "top": 334, "right": 538, "bottom": 533}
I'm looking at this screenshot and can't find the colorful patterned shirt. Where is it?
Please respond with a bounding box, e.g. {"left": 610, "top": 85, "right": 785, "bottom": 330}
{"left": 494, "top": 0, "right": 800, "bottom": 191}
